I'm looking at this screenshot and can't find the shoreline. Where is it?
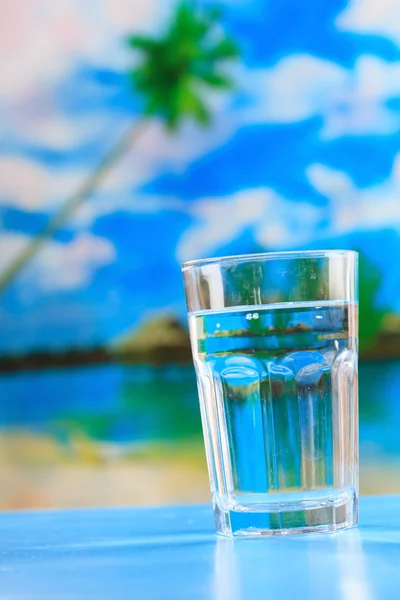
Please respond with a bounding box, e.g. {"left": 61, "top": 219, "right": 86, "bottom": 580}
{"left": 0, "top": 349, "right": 399, "bottom": 374}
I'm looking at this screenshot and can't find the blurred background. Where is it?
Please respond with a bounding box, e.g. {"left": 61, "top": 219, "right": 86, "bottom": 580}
{"left": 0, "top": 0, "right": 399, "bottom": 510}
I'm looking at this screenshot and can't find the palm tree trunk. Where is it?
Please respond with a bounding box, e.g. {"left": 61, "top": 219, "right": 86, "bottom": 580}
{"left": 0, "top": 119, "right": 148, "bottom": 295}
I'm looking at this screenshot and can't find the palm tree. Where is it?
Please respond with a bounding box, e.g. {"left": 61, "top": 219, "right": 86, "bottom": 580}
{"left": 0, "top": 2, "right": 238, "bottom": 294}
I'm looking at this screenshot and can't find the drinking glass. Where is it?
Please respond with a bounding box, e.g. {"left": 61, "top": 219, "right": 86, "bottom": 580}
{"left": 182, "top": 250, "right": 358, "bottom": 537}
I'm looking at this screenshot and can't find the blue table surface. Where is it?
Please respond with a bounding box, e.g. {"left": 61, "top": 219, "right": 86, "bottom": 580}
{"left": 1, "top": 496, "right": 399, "bottom": 600}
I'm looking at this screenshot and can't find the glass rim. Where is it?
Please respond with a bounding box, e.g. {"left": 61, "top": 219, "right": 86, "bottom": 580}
{"left": 182, "top": 249, "right": 358, "bottom": 271}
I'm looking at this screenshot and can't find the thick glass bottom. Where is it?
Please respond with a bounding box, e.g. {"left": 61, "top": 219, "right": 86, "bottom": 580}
{"left": 214, "top": 489, "right": 358, "bottom": 537}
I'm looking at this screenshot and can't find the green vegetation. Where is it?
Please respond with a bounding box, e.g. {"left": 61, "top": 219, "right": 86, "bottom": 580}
{"left": 358, "top": 252, "right": 387, "bottom": 350}
{"left": 358, "top": 251, "right": 400, "bottom": 358}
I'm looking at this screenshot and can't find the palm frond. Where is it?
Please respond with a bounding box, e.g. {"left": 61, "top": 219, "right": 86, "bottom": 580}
{"left": 127, "top": 35, "right": 157, "bottom": 51}
{"left": 205, "top": 38, "right": 239, "bottom": 62}
{"left": 195, "top": 70, "right": 233, "bottom": 89}
{"left": 126, "top": 1, "right": 240, "bottom": 130}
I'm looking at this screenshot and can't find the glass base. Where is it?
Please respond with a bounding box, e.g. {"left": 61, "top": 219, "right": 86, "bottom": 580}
{"left": 214, "top": 490, "right": 358, "bottom": 537}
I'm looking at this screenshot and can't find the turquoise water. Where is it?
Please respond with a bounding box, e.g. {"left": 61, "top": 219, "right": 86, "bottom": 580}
{"left": 0, "top": 365, "right": 201, "bottom": 444}
{"left": 0, "top": 361, "right": 399, "bottom": 463}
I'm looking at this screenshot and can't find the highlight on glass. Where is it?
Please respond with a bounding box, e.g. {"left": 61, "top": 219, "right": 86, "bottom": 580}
{"left": 182, "top": 250, "right": 358, "bottom": 537}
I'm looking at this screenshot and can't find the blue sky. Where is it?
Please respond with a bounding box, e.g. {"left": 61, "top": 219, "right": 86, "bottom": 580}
{"left": 0, "top": 0, "right": 400, "bottom": 352}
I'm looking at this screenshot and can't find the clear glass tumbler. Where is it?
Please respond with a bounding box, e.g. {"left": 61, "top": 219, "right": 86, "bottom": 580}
{"left": 182, "top": 250, "right": 358, "bottom": 537}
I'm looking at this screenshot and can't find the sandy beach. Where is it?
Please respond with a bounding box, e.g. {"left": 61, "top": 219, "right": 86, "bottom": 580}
{"left": 1, "top": 432, "right": 399, "bottom": 510}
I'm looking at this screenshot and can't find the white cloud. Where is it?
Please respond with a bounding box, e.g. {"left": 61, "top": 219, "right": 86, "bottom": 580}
{"left": 73, "top": 192, "right": 188, "bottom": 229}
{"left": 255, "top": 201, "right": 323, "bottom": 249}
{"left": 0, "top": 0, "right": 175, "bottom": 102}
{"left": 1, "top": 156, "right": 49, "bottom": 211}
{"left": 38, "top": 232, "right": 116, "bottom": 291}
{"left": 307, "top": 155, "right": 400, "bottom": 235}
{"left": 243, "top": 54, "right": 400, "bottom": 138}
{"left": 336, "top": 0, "right": 400, "bottom": 47}
{"left": 103, "top": 0, "right": 176, "bottom": 38}
{"left": 177, "top": 189, "right": 270, "bottom": 262}
{"left": 5, "top": 110, "right": 104, "bottom": 151}
{"left": 0, "top": 155, "right": 87, "bottom": 211}
{"left": 177, "top": 188, "right": 324, "bottom": 262}
{"left": 0, "top": 231, "right": 115, "bottom": 294}
{"left": 243, "top": 55, "right": 346, "bottom": 124}
{"left": 322, "top": 56, "right": 400, "bottom": 138}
